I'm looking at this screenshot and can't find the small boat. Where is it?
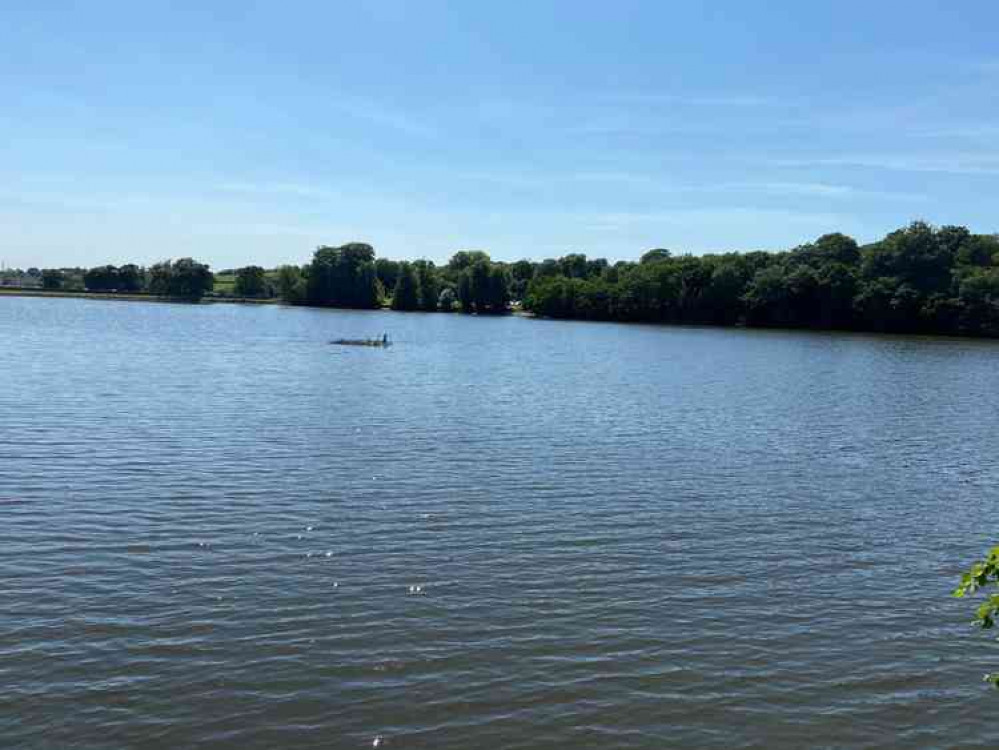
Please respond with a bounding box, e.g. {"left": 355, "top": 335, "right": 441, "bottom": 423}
{"left": 330, "top": 333, "right": 391, "bottom": 347}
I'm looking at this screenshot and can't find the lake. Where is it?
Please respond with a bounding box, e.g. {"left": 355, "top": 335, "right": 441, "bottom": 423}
{"left": 2, "top": 295, "right": 998, "bottom": 749}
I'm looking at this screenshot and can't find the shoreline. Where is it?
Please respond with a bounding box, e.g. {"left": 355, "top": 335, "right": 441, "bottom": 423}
{"left": 0, "top": 288, "right": 278, "bottom": 305}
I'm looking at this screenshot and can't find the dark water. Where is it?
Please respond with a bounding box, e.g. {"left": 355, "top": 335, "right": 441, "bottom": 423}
{"left": 2, "top": 296, "right": 998, "bottom": 749}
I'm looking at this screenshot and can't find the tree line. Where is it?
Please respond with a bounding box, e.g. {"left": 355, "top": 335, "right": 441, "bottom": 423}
{"left": 523, "top": 222, "right": 999, "bottom": 337}
{"left": 21, "top": 221, "right": 999, "bottom": 336}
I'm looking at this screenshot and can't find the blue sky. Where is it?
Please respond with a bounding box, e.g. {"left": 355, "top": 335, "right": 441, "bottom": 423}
{"left": 2, "top": 1, "right": 998, "bottom": 269}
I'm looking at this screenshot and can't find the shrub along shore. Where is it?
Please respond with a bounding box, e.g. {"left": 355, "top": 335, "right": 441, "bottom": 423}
{"left": 6, "top": 221, "right": 999, "bottom": 337}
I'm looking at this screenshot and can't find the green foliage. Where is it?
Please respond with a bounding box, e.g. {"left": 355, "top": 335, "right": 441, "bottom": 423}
{"left": 277, "top": 265, "right": 307, "bottom": 304}
{"left": 147, "top": 258, "right": 214, "bottom": 300}
{"left": 641, "top": 248, "right": 672, "bottom": 264}
{"left": 41, "top": 269, "right": 64, "bottom": 290}
{"left": 82, "top": 264, "right": 144, "bottom": 293}
{"left": 305, "top": 243, "right": 379, "bottom": 308}
{"left": 521, "top": 222, "right": 999, "bottom": 337}
{"left": 414, "top": 260, "right": 440, "bottom": 312}
{"left": 954, "top": 546, "right": 999, "bottom": 687}
{"left": 453, "top": 257, "right": 509, "bottom": 314}
{"left": 390, "top": 262, "right": 420, "bottom": 310}
{"left": 438, "top": 286, "right": 456, "bottom": 312}
{"left": 234, "top": 265, "right": 268, "bottom": 297}
{"left": 375, "top": 258, "right": 401, "bottom": 294}
{"left": 84, "top": 265, "right": 119, "bottom": 291}
{"left": 118, "top": 264, "right": 144, "bottom": 292}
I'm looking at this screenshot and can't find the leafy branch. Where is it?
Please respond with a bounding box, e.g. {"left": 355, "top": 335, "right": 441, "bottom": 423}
{"left": 954, "top": 545, "right": 999, "bottom": 687}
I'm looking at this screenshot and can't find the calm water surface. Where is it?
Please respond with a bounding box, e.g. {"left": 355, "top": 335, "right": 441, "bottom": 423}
{"left": 2, "top": 296, "right": 998, "bottom": 749}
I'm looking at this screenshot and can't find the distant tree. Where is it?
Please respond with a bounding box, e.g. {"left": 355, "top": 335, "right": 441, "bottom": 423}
{"left": 147, "top": 258, "right": 213, "bottom": 300}
{"left": 84, "top": 265, "right": 119, "bottom": 291}
{"left": 306, "top": 243, "right": 379, "bottom": 308}
{"left": 276, "top": 265, "right": 306, "bottom": 304}
{"left": 447, "top": 250, "right": 491, "bottom": 274}
{"left": 509, "top": 259, "right": 535, "bottom": 299}
{"left": 457, "top": 271, "right": 474, "bottom": 313}
{"left": 487, "top": 265, "right": 510, "bottom": 311}
{"left": 414, "top": 260, "right": 440, "bottom": 312}
{"left": 41, "top": 269, "right": 64, "bottom": 290}
{"left": 118, "top": 264, "right": 144, "bottom": 292}
{"left": 171, "top": 258, "right": 214, "bottom": 299}
{"left": 641, "top": 248, "right": 672, "bottom": 264}
{"left": 469, "top": 260, "right": 492, "bottom": 311}
{"left": 148, "top": 262, "right": 173, "bottom": 296}
{"left": 534, "top": 258, "right": 561, "bottom": 279}
{"left": 438, "top": 287, "right": 456, "bottom": 312}
{"left": 234, "top": 265, "right": 267, "bottom": 297}
{"left": 558, "top": 253, "right": 589, "bottom": 279}
{"left": 391, "top": 262, "right": 420, "bottom": 310}
{"left": 375, "top": 258, "right": 401, "bottom": 293}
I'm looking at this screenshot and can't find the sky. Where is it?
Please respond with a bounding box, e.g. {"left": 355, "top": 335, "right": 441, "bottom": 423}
{"left": 2, "top": 1, "right": 998, "bottom": 270}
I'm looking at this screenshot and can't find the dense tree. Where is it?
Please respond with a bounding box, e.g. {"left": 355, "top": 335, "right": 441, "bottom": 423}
{"left": 147, "top": 258, "right": 214, "bottom": 300}
{"left": 306, "top": 243, "right": 379, "bottom": 308}
{"left": 41, "top": 269, "right": 64, "bottom": 290}
{"left": 509, "top": 259, "right": 535, "bottom": 300}
{"left": 414, "top": 260, "right": 440, "bottom": 312}
{"left": 438, "top": 287, "right": 456, "bottom": 312}
{"left": 453, "top": 257, "right": 510, "bottom": 314}
{"left": 84, "top": 265, "right": 119, "bottom": 291}
{"left": 42, "top": 221, "right": 999, "bottom": 336}
{"left": 375, "top": 258, "right": 401, "bottom": 294}
{"left": 276, "top": 265, "right": 307, "bottom": 304}
{"left": 641, "top": 248, "right": 672, "bottom": 264}
{"left": 457, "top": 269, "right": 473, "bottom": 313}
{"left": 118, "top": 264, "right": 144, "bottom": 292}
{"left": 391, "top": 262, "right": 420, "bottom": 310}
{"left": 234, "top": 265, "right": 268, "bottom": 297}
{"left": 522, "top": 222, "right": 999, "bottom": 337}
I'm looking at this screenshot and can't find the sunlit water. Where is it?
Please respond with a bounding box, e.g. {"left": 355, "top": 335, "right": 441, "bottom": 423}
{"left": 2, "top": 296, "right": 998, "bottom": 749}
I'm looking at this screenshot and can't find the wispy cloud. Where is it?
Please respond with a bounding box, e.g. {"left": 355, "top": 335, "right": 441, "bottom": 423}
{"left": 772, "top": 153, "right": 999, "bottom": 176}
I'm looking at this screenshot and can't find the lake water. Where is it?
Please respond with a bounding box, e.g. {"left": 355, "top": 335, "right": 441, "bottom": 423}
{"left": 2, "top": 295, "right": 999, "bottom": 749}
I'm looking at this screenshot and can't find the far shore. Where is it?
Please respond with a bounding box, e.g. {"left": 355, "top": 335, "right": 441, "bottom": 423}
{"left": 0, "top": 287, "right": 278, "bottom": 305}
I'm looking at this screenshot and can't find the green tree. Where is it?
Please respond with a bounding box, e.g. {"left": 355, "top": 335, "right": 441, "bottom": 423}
{"left": 147, "top": 259, "right": 214, "bottom": 300}
{"left": 438, "top": 287, "right": 456, "bottom": 312}
{"left": 41, "top": 269, "right": 64, "bottom": 290}
{"left": 84, "top": 265, "right": 119, "bottom": 291}
{"left": 306, "top": 243, "right": 379, "bottom": 308}
{"left": 277, "top": 265, "right": 306, "bottom": 304}
{"left": 414, "top": 260, "right": 440, "bottom": 312}
{"left": 118, "top": 264, "right": 144, "bottom": 292}
{"left": 375, "top": 258, "right": 401, "bottom": 293}
{"left": 457, "top": 270, "right": 474, "bottom": 313}
{"left": 391, "top": 262, "right": 420, "bottom": 310}
{"left": 234, "top": 265, "right": 267, "bottom": 297}
{"left": 640, "top": 248, "right": 672, "bottom": 264}
{"left": 171, "top": 258, "right": 214, "bottom": 299}
{"left": 954, "top": 545, "right": 999, "bottom": 687}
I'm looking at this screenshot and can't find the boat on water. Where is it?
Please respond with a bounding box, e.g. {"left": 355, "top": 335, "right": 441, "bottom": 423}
{"left": 330, "top": 333, "right": 391, "bottom": 347}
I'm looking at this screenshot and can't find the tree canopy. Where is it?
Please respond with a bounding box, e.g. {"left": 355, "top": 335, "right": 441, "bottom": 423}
{"left": 148, "top": 258, "right": 214, "bottom": 300}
